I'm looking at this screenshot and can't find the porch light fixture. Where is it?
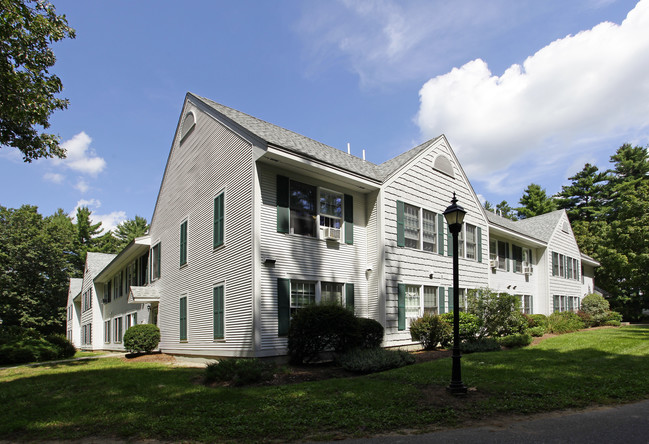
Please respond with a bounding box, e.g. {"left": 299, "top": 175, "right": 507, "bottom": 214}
{"left": 443, "top": 192, "right": 468, "bottom": 395}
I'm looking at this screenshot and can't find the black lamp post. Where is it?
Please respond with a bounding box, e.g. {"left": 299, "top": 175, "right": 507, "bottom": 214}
{"left": 443, "top": 192, "right": 468, "bottom": 395}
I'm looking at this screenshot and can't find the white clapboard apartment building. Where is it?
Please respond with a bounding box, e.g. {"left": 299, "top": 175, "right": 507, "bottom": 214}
{"left": 66, "top": 93, "right": 598, "bottom": 356}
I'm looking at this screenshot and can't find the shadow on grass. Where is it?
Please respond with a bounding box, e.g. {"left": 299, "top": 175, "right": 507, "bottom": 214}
{"left": 0, "top": 326, "right": 648, "bottom": 443}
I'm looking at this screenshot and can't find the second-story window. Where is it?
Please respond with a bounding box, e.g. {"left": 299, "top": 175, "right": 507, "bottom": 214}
{"left": 180, "top": 220, "right": 188, "bottom": 266}
{"left": 151, "top": 243, "right": 161, "bottom": 281}
{"left": 319, "top": 189, "right": 343, "bottom": 239}
{"left": 290, "top": 181, "right": 317, "bottom": 237}
{"left": 403, "top": 203, "right": 420, "bottom": 248}
{"left": 465, "top": 224, "right": 477, "bottom": 260}
{"left": 422, "top": 210, "right": 437, "bottom": 252}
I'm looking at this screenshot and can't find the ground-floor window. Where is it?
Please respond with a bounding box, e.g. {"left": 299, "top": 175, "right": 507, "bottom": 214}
{"left": 104, "top": 320, "right": 111, "bottom": 343}
{"left": 290, "top": 281, "right": 316, "bottom": 315}
{"left": 321, "top": 282, "right": 344, "bottom": 305}
{"left": 553, "top": 295, "right": 580, "bottom": 313}
{"left": 113, "top": 316, "right": 123, "bottom": 343}
{"left": 179, "top": 296, "right": 187, "bottom": 341}
{"left": 423, "top": 286, "right": 438, "bottom": 315}
{"left": 520, "top": 295, "right": 533, "bottom": 314}
{"left": 82, "top": 324, "right": 92, "bottom": 345}
{"left": 405, "top": 285, "right": 420, "bottom": 325}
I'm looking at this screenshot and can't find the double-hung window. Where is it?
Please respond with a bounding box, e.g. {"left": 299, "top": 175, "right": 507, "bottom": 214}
{"left": 321, "top": 282, "right": 344, "bottom": 305}
{"left": 512, "top": 245, "right": 523, "bottom": 273}
{"left": 319, "top": 189, "right": 343, "bottom": 239}
{"left": 497, "top": 241, "right": 508, "bottom": 271}
{"left": 404, "top": 285, "right": 420, "bottom": 324}
{"left": 423, "top": 286, "right": 438, "bottom": 314}
{"left": 290, "top": 281, "right": 316, "bottom": 315}
{"left": 403, "top": 204, "right": 420, "bottom": 248}
{"left": 465, "top": 224, "right": 477, "bottom": 260}
{"left": 290, "top": 181, "right": 317, "bottom": 237}
{"left": 151, "top": 243, "right": 161, "bottom": 281}
{"left": 422, "top": 210, "right": 437, "bottom": 252}
{"left": 114, "top": 317, "right": 123, "bottom": 343}
{"left": 104, "top": 320, "right": 111, "bottom": 343}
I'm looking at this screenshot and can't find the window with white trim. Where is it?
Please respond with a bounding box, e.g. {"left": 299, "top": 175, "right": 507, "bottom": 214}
{"left": 319, "top": 189, "right": 343, "bottom": 238}
{"left": 405, "top": 285, "right": 420, "bottom": 326}
{"left": 104, "top": 320, "right": 111, "bottom": 343}
{"left": 290, "top": 281, "right": 316, "bottom": 315}
{"left": 403, "top": 204, "right": 420, "bottom": 248}
{"left": 290, "top": 181, "right": 317, "bottom": 237}
{"left": 151, "top": 242, "right": 161, "bottom": 281}
{"left": 465, "top": 224, "right": 477, "bottom": 260}
{"left": 422, "top": 210, "right": 437, "bottom": 252}
{"left": 321, "top": 282, "right": 344, "bottom": 305}
{"left": 113, "top": 316, "right": 123, "bottom": 343}
{"left": 424, "top": 286, "right": 438, "bottom": 314}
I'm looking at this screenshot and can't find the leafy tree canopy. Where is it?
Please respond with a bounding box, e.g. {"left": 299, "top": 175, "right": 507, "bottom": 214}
{"left": 0, "top": 0, "right": 75, "bottom": 161}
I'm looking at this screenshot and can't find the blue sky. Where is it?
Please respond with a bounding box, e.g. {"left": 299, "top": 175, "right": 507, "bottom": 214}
{"left": 1, "top": 0, "right": 648, "bottom": 230}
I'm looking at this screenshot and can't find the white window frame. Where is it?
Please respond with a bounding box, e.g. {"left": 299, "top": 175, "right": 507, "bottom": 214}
{"left": 465, "top": 224, "right": 477, "bottom": 260}
{"left": 423, "top": 286, "right": 438, "bottom": 315}
{"left": 422, "top": 210, "right": 437, "bottom": 252}
{"left": 318, "top": 188, "right": 343, "bottom": 240}
{"left": 403, "top": 203, "right": 420, "bottom": 249}
{"left": 404, "top": 285, "right": 421, "bottom": 327}
{"left": 290, "top": 281, "right": 316, "bottom": 315}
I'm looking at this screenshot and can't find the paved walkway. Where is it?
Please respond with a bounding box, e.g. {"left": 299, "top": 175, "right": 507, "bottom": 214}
{"left": 327, "top": 398, "right": 649, "bottom": 444}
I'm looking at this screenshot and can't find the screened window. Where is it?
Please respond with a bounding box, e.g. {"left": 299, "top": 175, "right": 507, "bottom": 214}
{"left": 290, "top": 181, "right": 317, "bottom": 237}
{"left": 424, "top": 286, "right": 438, "bottom": 315}
{"left": 151, "top": 243, "right": 161, "bottom": 281}
{"left": 290, "top": 281, "right": 316, "bottom": 315}
{"left": 321, "top": 282, "right": 344, "bottom": 305}
{"left": 404, "top": 204, "right": 420, "bottom": 248}
{"left": 422, "top": 210, "right": 437, "bottom": 252}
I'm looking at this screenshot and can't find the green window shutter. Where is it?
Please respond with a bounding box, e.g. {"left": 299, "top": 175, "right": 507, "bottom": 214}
{"left": 439, "top": 287, "right": 446, "bottom": 314}
{"left": 180, "top": 220, "right": 187, "bottom": 266}
{"left": 396, "top": 200, "right": 405, "bottom": 247}
{"left": 179, "top": 296, "right": 187, "bottom": 341}
{"left": 213, "top": 286, "right": 224, "bottom": 340}
{"left": 213, "top": 193, "right": 224, "bottom": 248}
{"left": 398, "top": 283, "right": 406, "bottom": 331}
{"left": 448, "top": 287, "right": 454, "bottom": 313}
{"left": 447, "top": 231, "right": 454, "bottom": 257}
{"left": 477, "top": 227, "right": 483, "bottom": 262}
{"left": 505, "top": 242, "right": 510, "bottom": 271}
{"left": 344, "top": 194, "right": 354, "bottom": 245}
{"left": 133, "top": 312, "right": 137, "bottom": 325}
{"left": 345, "top": 283, "right": 354, "bottom": 311}
{"left": 276, "top": 175, "right": 289, "bottom": 233}
{"left": 277, "top": 278, "right": 290, "bottom": 336}
{"left": 437, "top": 214, "right": 445, "bottom": 255}
{"left": 155, "top": 244, "right": 161, "bottom": 279}
{"left": 552, "top": 253, "right": 557, "bottom": 276}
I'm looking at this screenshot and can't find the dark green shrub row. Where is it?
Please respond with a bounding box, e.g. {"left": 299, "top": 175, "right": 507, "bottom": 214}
{"left": 460, "top": 337, "right": 501, "bottom": 353}
{"left": 409, "top": 313, "right": 451, "bottom": 350}
{"left": 337, "top": 348, "right": 415, "bottom": 374}
{"left": 498, "top": 333, "right": 533, "bottom": 348}
{"left": 123, "top": 324, "right": 160, "bottom": 353}
{"left": 546, "top": 311, "right": 585, "bottom": 334}
{"left": 527, "top": 326, "right": 546, "bottom": 337}
{"left": 205, "top": 359, "right": 275, "bottom": 386}
{"left": 0, "top": 329, "right": 76, "bottom": 365}
{"left": 527, "top": 314, "right": 548, "bottom": 328}
{"left": 288, "top": 305, "right": 384, "bottom": 364}
{"left": 604, "top": 319, "right": 621, "bottom": 327}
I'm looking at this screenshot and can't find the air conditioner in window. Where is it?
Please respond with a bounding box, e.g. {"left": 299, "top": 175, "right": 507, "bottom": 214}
{"left": 489, "top": 259, "right": 498, "bottom": 269}
{"left": 523, "top": 263, "right": 533, "bottom": 275}
{"left": 322, "top": 227, "right": 341, "bottom": 241}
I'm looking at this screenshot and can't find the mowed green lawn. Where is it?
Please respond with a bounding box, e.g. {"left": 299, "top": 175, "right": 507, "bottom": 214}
{"left": 1, "top": 325, "right": 648, "bottom": 442}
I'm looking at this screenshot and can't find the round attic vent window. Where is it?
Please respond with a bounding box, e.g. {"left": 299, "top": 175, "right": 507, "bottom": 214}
{"left": 433, "top": 155, "right": 454, "bottom": 178}
{"left": 180, "top": 111, "right": 196, "bottom": 142}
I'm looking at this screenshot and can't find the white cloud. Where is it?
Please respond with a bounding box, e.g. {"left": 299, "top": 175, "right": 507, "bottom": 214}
{"left": 416, "top": 0, "right": 649, "bottom": 190}
{"left": 75, "top": 179, "right": 89, "bottom": 193}
{"left": 43, "top": 172, "right": 65, "bottom": 184}
{"left": 69, "top": 199, "right": 126, "bottom": 233}
{"left": 55, "top": 132, "right": 106, "bottom": 176}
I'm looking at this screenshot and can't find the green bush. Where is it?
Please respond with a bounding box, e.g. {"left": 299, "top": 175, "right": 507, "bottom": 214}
{"left": 576, "top": 310, "right": 593, "bottom": 328}
{"left": 440, "top": 312, "right": 481, "bottom": 343}
{"left": 466, "top": 288, "right": 528, "bottom": 337}
{"left": 123, "top": 324, "right": 160, "bottom": 353}
{"left": 205, "top": 359, "right": 275, "bottom": 386}
{"left": 528, "top": 314, "right": 548, "bottom": 328}
{"left": 460, "top": 337, "right": 501, "bottom": 353}
{"left": 356, "top": 317, "right": 384, "bottom": 349}
{"left": 527, "top": 326, "right": 546, "bottom": 337}
{"left": 606, "top": 311, "right": 623, "bottom": 323}
{"left": 581, "top": 294, "right": 610, "bottom": 326}
{"left": 498, "top": 333, "right": 532, "bottom": 348}
{"left": 337, "top": 348, "right": 415, "bottom": 374}
{"left": 604, "top": 320, "right": 621, "bottom": 327}
{"left": 409, "top": 313, "right": 451, "bottom": 350}
{"left": 288, "top": 304, "right": 360, "bottom": 364}
{"left": 546, "top": 311, "right": 585, "bottom": 334}
{"left": 45, "top": 334, "right": 76, "bottom": 359}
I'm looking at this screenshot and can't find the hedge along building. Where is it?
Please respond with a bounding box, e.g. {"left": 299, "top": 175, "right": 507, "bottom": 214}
{"left": 66, "top": 92, "right": 597, "bottom": 354}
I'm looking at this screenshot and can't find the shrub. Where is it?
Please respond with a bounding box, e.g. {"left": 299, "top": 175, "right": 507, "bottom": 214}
{"left": 604, "top": 320, "right": 621, "bottom": 327}
{"left": 356, "top": 317, "right": 384, "bottom": 349}
{"left": 460, "top": 337, "right": 501, "bottom": 353}
{"left": 45, "top": 334, "right": 76, "bottom": 359}
{"left": 527, "top": 326, "right": 546, "bottom": 337}
{"left": 439, "top": 312, "right": 481, "bottom": 343}
{"left": 409, "top": 314, "right": 451, "bottom": 350}
{"left": 546, "top": 311, "right": 585, "bottom": 334}
{"left": 205, "top": 359, "right": 275, "bottom": 386}
{"left": 606, "top": 311, "right": 623, "bottom": 323}
{"left": 337, "top": 348, "right": 415, "bottom": 374}
{"left": 466, "top": 288, "right": 528, "bottom": 337}
{"left": 576, "top": 310, "right": 593, "bottom": 328}
{"left": 581, "top": 294, "right": 610, "bottom": 326}
{"left": 498, "top": 333, "right": 532, "bottom": 348}
{"left": 288, "top": 304, "right": 360, "bottom": 364}
{"left": 528, "top": 314, "right": 548, "bottom": 328}
{"left": 123, "top": 324, "right": 160, "bottom": 353}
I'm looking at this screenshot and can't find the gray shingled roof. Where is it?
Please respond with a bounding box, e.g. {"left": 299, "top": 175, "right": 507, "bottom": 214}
{"left": 485, "top": 209, "right": 566, "bottom": 243}
{"left": 191, "top": 93, "right": 437, "bottom": 182}
{"left": 68, "top": 278, "right": 83, "bottom": 297}
{"left": 86, "top": 252, "right": 117, "bottom": 276}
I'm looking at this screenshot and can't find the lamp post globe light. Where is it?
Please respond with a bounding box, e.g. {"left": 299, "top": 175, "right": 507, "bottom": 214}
{"left": 443, "top": 192, "right": 468, "bottom": 395}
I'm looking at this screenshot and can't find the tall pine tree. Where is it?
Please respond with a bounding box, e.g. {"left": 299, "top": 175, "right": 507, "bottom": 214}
{"left": 517, "top": 184, "right": 557, "bottom": 219}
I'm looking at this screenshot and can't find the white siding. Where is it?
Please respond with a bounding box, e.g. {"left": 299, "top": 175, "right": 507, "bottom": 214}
{"left": 381, "top": 139, "right": 489, "bottom": 346}
{"left": 547, "top": 213, "right": 583, "bottom": 313}
{"left": 150, "top": 100, "right": 255, "bottom": 357}
{"left": 257, "top": 163, "right": 370, "bottom": 353}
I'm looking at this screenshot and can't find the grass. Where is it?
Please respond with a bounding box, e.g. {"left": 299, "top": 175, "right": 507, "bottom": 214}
{"left": 1, "top": 325, "right": 648, "bottom": 442}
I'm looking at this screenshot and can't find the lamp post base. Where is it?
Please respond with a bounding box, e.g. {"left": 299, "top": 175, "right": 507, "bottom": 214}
{"left": 446, "top": 381, "right": 468, "bottom": 395}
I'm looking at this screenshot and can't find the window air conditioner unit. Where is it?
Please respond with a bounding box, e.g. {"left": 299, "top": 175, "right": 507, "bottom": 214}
{"left": 489, "top": 259, "right": 498, "bottom": 269}
{"left": 523, "top": 263, "right": 533, "bottom": 275}
{"left": 322, "top": 227, "right": 341, "bottom": 241}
